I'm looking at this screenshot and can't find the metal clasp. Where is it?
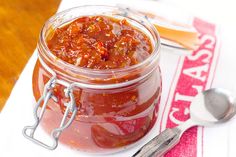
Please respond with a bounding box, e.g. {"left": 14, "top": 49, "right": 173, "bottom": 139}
{"left": 22, "top": 77, "right": 78, "bottom": 150}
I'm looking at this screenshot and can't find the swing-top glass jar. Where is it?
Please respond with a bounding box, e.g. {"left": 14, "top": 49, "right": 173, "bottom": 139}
{"left": 23, "top": 5, "right": 162, "bottom": 153}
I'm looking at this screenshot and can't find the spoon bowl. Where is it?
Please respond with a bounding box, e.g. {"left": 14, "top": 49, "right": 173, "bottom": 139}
{"left": 190, "top": 88, "right": 236, "bottom": 126}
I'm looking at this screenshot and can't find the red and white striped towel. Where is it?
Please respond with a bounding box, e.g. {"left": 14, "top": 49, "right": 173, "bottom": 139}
{"left": 1, "top": 0, "right": 236, "bottom": 157}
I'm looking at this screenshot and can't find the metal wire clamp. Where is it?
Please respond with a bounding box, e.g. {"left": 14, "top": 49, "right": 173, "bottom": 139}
{"left": 22, "top": 76, "right": 78, "bottom": 150}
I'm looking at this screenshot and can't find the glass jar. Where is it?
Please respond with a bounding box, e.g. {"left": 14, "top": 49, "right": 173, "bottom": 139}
{"left": 24, "top": 5, "right": 161, "bottom": 153}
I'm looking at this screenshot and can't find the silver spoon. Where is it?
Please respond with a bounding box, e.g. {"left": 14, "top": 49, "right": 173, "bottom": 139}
{"left": 133, "top": 88, "right": 236, "bottom": 157}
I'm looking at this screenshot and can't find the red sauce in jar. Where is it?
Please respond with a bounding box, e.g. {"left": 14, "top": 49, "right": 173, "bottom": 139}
{"left": 47, "top": 16, "right": 153, "bottom": 69}
{"left": 33, "top": 15, "right": 161, "bottom": 153}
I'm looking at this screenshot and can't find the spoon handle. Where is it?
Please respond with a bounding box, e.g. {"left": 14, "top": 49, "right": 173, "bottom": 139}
{"left": 132, "top": 127, "right": 181, "bottom": 157}
{"left": 132, "top": 119, "right": 195, "bottom": 157}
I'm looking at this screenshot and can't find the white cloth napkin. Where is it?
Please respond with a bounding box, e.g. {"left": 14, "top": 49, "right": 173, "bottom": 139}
{"left": 1, "top": 0, "right": 236, "bottom": 157}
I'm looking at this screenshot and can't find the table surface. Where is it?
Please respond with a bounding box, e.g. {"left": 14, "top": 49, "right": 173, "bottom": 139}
{"left": 0, "top": 0, "right": 61, "bottom": 111}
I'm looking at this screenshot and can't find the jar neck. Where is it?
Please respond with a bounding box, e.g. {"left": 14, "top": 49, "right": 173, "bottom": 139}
{"left": 37, "top": 5, "right": 161, "bottom": 87}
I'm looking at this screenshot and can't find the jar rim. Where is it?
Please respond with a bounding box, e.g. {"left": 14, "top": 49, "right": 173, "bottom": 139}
{"left": 38, "top": 5, "right": 161, "bottom": 80}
